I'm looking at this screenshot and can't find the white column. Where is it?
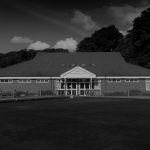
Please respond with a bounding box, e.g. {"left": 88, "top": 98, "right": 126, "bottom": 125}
{"left": 64, "top": 78, "right": 67, "bottom": 95}
{"left": 90, "top": 78, "right": 92, "bottom": 96}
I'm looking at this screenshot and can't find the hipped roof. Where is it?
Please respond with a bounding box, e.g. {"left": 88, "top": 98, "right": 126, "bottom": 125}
{"left": 0, "top": 52, "right": 150, "bottom": 77}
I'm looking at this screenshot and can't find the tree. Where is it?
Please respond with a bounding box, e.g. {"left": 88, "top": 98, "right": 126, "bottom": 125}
{"left": 77, "top": 25, "right": 123, "bottom": 52}
{"left": 117, "top": 7, "right": 150, "bottom": 68}
{"left": 43, "top": 48, "right": 68, "bottom": 53}
{"left": 0, "top": 48, "right": 68, "bottom": 68}
{"left": 0, "top": 49, "right": 37, "bottom": 68}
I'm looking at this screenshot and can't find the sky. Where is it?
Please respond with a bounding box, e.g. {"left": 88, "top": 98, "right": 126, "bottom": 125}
{"left": 0, "top": 0, "right": 150, "bottom": 53}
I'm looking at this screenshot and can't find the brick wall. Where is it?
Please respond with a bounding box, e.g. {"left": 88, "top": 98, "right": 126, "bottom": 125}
{"left": 0, "top": 78, "right": 148, "bottom": 96}
{"left": 101, "top": 79, "right": 146, "bottom": 93}
{"left": 0, "top": 80, "right": 56, "bottom": 93}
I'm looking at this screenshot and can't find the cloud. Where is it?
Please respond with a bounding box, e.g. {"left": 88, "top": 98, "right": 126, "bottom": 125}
{"left": 27, "top": 41, "right": 51, "bottom": 50}
{"left": 71, "top": 10, "right": 99, "bottom": 31}
{"left": 110, "top": 4, "right": 149, "bottom": 28}
{"left": 90, "top": 1, "right": 150, "bottom": 33}
{"left": 11, "top": 36, "right": 33, "bottom": 44}
{"left": 53, "top": 38, "right": 78, "bottom": 53}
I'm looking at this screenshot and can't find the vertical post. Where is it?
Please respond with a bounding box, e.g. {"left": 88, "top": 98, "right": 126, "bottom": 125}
{"left": 91, "top": 78, "right": 92, "bottom": 96}
{"left": 105, "top": 76, "right": 106, "bottom": 96}
{"left": 64, "top": 78, "right": 67, "bottom": 96}
{"left": 71, "top": 81, "right": 72, "bottom": 96}
{"left": 77, "top": 79, "right": 79, "bottom": 96}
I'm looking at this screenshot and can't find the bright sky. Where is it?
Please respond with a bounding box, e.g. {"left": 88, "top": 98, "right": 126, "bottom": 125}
{"left": 0, "top": 0, "right": 149, "bottom": 53}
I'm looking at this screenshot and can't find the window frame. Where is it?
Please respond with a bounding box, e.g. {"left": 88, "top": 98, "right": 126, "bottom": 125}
{"left": 0, "top": 79, "right": 13, "bottom": 83}
{"left": 125, "top": 79, "right": 131, "bottom": 82}
{"left": 107, "top": 79, "right": 121, "bottom": 83}
{"left": 132, "top": 79, "right": 139, "bottom": 82}
{"left": 146, "top": 80, "right": 150, "bottom": 91}
{"left": 17, "top": 79, "right": 31, "bottom": 83}
{"left": 125, "top": 79, "right": 139, "bottom": 82}
{"left": 36, "top": 79, "right": 49, "bottom": 83}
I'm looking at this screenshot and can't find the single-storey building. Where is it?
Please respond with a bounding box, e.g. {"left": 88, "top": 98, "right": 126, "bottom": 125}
{"left": 0, "top": 52, "right": 150, "bottom": 96}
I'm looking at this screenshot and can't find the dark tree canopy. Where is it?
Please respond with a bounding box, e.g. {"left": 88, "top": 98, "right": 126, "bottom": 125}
{"left": 43, "top": 48, "right": 68, "bottom": 53}
{"left": 77, "top": 25, "right": 123, "bottom": 52}
{"left": 0, "top": 49, "right": 36, "bottom": 68}
{"left": 117, "top": 7, "right": 150, "bottom": 68}
{"left": 0, "top": 48, "right": 69, "bottom": 68}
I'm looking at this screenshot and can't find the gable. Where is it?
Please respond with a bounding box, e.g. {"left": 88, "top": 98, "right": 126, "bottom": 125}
{"left": 60, "top": 66, "right": 96, "bottom": 78}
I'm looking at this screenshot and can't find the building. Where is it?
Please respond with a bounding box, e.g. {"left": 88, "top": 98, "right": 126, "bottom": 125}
{"left": 0, "top": 52, "right": 150, "bottom": 96}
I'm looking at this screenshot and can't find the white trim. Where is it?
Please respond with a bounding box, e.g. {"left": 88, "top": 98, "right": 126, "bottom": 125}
{"left": 0, "top": 76, "right": 149, "bottom": 80}
{"left": 107, "top": 79, "right": 121, "bottom": 83}
{"left": 107, "top": 79, "right": 113, "bottom": 83}
{"left": 132, "top": 79, "right": 139, "bottom": 82}
{"left": 97, "top": 76, "right": 150, "bottom": 79}
{"left": 0, "top": 79, "right": 13, "bottom": 83}
{"left": 125, "top": 79, "right": 139, "bottom": 82}
{"left": 17, "top": 79, "right": 32, "bottom": 83}
{"left": 60, "top": 66, "right": 96, "bottom": 78}
{"left": 0, "top": 77, "right": 61, "bottom": 80}
{"left": 125, "top": 79, "right": 131, "bottom": 82}
{"left": 116, "top": 79, "right": 121, "bottom": 82}
{"left": 36, "top": 79, "right": 49, "bottom": 83}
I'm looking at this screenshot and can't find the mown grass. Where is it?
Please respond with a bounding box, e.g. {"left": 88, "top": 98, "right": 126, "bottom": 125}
{"left": 0, "top": 97, "right": 150, "bottom": 150}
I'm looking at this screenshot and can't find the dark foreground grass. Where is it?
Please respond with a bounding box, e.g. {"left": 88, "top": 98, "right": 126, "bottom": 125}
{"left": 0, "top": 97, "right": 150, "bottom": 150}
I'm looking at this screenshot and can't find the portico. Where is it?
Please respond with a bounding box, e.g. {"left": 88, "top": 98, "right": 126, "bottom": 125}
{"left": 56, "top": 66, "right": 101, "bottom": 96}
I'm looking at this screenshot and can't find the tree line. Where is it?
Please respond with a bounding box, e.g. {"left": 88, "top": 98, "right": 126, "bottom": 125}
{"left": 0, "top": 7, "right": 150, "bottom": 68}
{"left": 0, "top": 49, "right": 68, "bottom": 68}
{"left": 77, "top": 7, "right": 150, "bottom": 68}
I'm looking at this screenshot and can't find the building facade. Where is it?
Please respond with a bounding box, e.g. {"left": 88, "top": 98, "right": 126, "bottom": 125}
{"left": 0, "top": 52, "right": 150, "bottom": 96}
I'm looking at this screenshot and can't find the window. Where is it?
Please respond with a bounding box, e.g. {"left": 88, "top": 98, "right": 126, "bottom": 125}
{"left": 67, "top": 83, "right": 71, "bottom": 89}
{"left": 116, "top": 79, "right": 121, "bottom": 82}
{"left": 125, "top": 79, "right": 139, "bottom": 82}
{"left": 132, "top": 79, "right": 139, "bottom": 82}
{"left": 92, "top": 83, "right": 94, "bottom": 89}
{"left": 107, "top": 79, "right": 113, "bottom": 83}
{"left": 107, "top": 79, "right": 121, "bottom": 83}
{"left": 60, "top": 83, "right": 65, "bottom": 89}
{"left": 0, "top": 79, "right": 13, "bottom": 83}
{"left": 146, "top": 80, "right": 150, "bottom": 91}
{"left": 17, "top": 79, "right": 31, "bottom": 83}
{"left": 125, "top": 79, "right": 130, "bottom": 82}
{"left": 85, "top": 83, "right": 89, "bottom": 89}
{"left": 80, "top": 83, "right": 84, "bottom": 89}
{"left": 72, "top": 83, "right": 76, "bottom": 89}
{"left": 36, "top": 79, "right": 49, "bottom": 83}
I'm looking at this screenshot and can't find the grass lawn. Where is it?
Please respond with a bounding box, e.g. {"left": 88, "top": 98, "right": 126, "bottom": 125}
{"left": 0, "top": 97, "right": 150, "bottom": 150}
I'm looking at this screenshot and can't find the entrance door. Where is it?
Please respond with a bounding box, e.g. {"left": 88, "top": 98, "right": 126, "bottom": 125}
{"left": 79, "top": 82, "right": 85, "bottom": 96}
{"left": 79, "top": 82, "right": 90, "bottom": 96}
{"left": 57, "top": 78, "right": 97, "bottom": 96}
{"left": 66, "top": 82, "right": 77, "bottom": 96}
{"left": 71, "top": 82, "right": 77, "bottom": 96}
